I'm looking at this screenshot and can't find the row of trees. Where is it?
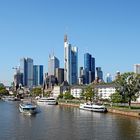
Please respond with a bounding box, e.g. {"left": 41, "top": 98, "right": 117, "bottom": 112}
{"left": 111, "top": 72, "right": 140, "bottom": 108}
{"left": 0, "top": 83, "right": 9, "bottom": 96}
{"left": 30, "top": 72, "right": 140, "bottom": 109}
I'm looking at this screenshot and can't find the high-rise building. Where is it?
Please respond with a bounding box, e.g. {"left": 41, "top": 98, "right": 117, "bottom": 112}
{"left": 106, "top": 73, "right": 112, "bottom": 83}
{"left": 134, "top": 64, "right": 140, "bottom": 74}
{"left": 14, "top": 69, "right": 23, "bottom": 87}
{"left": 79, "top": 67, "right": 85, "bottom": 85}
{"left": 33, "top": 65, "right": 43, "bottom": 86}
{"left": 55, "top": 68, "right": 64, "bottom": 84}
{"left": 84, "top": 53, "right": 95, "bottom": 84}
{"left": 20, "top": 57, "right": 33, "bottom": 88}
{"left": 64, "top": 35, "right": 78, "bottom": 85}
{"left": 96, "top": 67, "right": 103, "bottom": 81}
{"left": 48, "top": 54, "right": 59, "bottom": 76}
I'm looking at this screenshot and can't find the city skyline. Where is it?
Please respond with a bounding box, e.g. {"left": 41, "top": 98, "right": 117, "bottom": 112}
{"left": 0, "top": 0, "right": 140, "bottom": 85}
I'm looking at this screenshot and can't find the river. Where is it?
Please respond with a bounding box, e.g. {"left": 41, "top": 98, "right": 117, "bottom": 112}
{"left": 0, "top": 100, "right": 140, "bottom": 140}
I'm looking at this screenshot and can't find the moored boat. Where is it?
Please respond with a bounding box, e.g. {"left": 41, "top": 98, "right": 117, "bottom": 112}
{"left": 19, "top": 102, "right": 37, "bottom": 115}
{"left": 37, "top": 97, "right": 58, "bottom": 105}
{"left": 79, "top": 102, "right": 107, "bottom": 112}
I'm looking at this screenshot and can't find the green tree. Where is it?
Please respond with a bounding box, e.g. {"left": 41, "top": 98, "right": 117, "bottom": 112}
{"left": 63, "top": 92, "right": 73, "bottom": 100}
{"left": 115, "top": 72, "right": 140, "bottom": 108}
{"left": 31, "top": 87, "right": 42, "bottom": 96}
{"left": 84, "top": 85, "right": 94, "bottom": 101}
{"left": 0, "top": 84, "right": 9, "bottom": 95}
{"left": 57, "top": 93, "right": 63, "bottom": 99}
{"left": 110, "top": 92, "right": 122, "bottom": 105}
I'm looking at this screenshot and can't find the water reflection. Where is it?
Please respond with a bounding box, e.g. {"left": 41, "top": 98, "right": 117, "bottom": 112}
{"left": 0, "top": 101, "right": 140, "bottom": 140}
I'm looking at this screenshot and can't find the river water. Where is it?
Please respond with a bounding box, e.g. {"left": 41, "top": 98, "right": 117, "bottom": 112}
{"left": 0, "top": 100, "right": 140, "bottom": 140}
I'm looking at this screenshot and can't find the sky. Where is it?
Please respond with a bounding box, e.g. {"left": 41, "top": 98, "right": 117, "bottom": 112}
{"left": 0, "top": 0, "right": 140, "bottom": 85}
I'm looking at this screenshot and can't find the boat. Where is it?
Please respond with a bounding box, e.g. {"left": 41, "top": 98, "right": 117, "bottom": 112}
{"left": 2, "top": 96, "right": 17, "bottom": 102}
{"left": 37, "top": 97, "right": 58, "bottom": 105}
{"left": 19, "top": 102, "right": 37, "bottom": 115}
{"left": 79, "top": 102, "right": 107, "bottom": 112}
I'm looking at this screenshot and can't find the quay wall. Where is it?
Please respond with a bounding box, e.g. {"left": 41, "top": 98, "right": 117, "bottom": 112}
{"left": 58, "top": 102, "right": 140, "bottom": 118}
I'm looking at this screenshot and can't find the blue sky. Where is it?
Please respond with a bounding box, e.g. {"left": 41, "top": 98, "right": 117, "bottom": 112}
{"left": 0, "top": 0, "right": 140, "bottom": 85}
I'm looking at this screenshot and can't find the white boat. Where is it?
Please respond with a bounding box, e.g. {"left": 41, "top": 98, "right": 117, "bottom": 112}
{"left": 19, "top": 102, "right": 37, "bottom": 115}
{"left": 37, "top": 97, "right": 58, "bottom": 105}
{"left": 79, "top": 102, "right": 107, "bottom": 112}
{"left": 2, "top": 96, "right": 16, "bottom": 101}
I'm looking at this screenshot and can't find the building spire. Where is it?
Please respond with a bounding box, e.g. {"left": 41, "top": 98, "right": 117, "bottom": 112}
{"left": 64, "top": 34, "right": 68, "bottom": 42}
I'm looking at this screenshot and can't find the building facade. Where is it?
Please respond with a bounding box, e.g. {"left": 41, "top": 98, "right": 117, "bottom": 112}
{"left": 33, "top": 65, "right": 43, "bottom": 86}
{"left": 134, "top": 64, "right": 140, "bottom": 74}
{"left": 96, "top": 67, "right": 103, "bottom": 81}
{"left": 64, "top": 35, "right": 78, "bottom": 85}
{"left": 48, "top": 54, "right": 59, "bottom": 76}
{"left": 55, "top": 68, "right": 64, "bottom": 84}
{"left": 84, "top": 53, "right": 95, "bottom": 84}
{"left": 20, "top": 57, "right": 33, "bottom": 88}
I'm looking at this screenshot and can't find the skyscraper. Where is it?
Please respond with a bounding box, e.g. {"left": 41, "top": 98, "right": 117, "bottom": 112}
{"left": 48, "top": 54, "right": 59, "bottom": 76}
{"left": 33, "top": 65, "right": 43, "bottom": 86}
{"left": 106, "top": 73, "right": 112, "bottom": 83}
{"left": 134, "top": 64, "right": 140, "bottom": 74}
{"left": 84, "top": 53, "right": 95, "bottom": 84}
{"left": 55, "top": 68, "right": 64, "bottom": 84}
{"left": 96, "top": 67, "right": 103, "bottom": 81}
{"left": 20, "top": 57, "right": 33, "bottom": 88}
{"left": 64, "top": 35, "right": 78, "bottom": 85}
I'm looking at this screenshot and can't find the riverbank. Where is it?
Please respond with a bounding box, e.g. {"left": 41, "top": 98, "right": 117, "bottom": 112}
{"left": 58, "top": 101, "right": 140, "bottom": 118}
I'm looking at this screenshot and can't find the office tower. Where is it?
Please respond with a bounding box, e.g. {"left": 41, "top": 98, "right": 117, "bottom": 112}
{"left": 14, "top": 69, "right": 23, "bottom": 87}
{"left": 33, "top": 65, "right": 43, "bottom": 86}
{"left": 115, "top": 71, "right": 121, "bottom": 80}
{"left": 106, "top": 73, "right": 112, "bottom": 83}
{"left": 96, "top": 67, "right": 103, "bottom": 81}
{"left": 48, "top": 54, "right": 59, "bottom": 76}
{"left": 64, "top": 35, "right": 78, "bottom": 85}
{"left": 134, "top": 64, "right": 140, "bottom": 74}
{"left": 84, "top": 53, "right": 95, "bottom": 84}
{"left": 55, "top": 68, "right": 64, "bottom": 84}
{"left": 20, "top": 57, "right": 33, "bottom": 88}
{"left": 79, "top": 67, "right": 85, "bottom": 85}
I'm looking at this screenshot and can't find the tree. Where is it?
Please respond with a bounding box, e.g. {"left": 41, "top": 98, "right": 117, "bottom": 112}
{"left": 84, "top": 85, "right": 94, "bottom": 101}
{"left": 57, "top": 93, "right": 63, "bottom": 99}
{"left": 0, "top": 84, "right": 9, "bottom": 95}
{"left": 110, "top": 92, "right": 122, "bottom": 105}
{"left": 115, "top": 72, "right": 140, "bottom": 108}
{"left": 63, "top": 92, "right": 73, "bottom": 100}
{"left": 31, "top": 87, "right": 42, "bottom": 97}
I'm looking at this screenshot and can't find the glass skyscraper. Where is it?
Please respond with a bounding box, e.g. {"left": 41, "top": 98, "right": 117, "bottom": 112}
{"left": 84, "top": 53, "right": 95, "bottom": 84}
{"left": 33, "top": 65, "right": 43, "bottom": 86}
{"left": 20, "top": 57, "right": 33, "bottom": 88}
{"left": 48, "top": 54, "right": 59, "bottom": 76}
{"left": 64, "top": 35, "right": 78, "bottom": 85}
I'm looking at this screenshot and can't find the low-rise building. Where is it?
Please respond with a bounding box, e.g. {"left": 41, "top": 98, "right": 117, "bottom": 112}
{"left": 95, "top": 84, "right": 116, "bottom": 100}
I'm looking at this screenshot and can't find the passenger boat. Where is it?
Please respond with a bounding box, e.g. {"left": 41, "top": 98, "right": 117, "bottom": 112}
{"left": 37, "top": 97, "right": 58, "bottom": 105}
{"left": 79, "top": 102, "right": 107, "bottom": 112}
{"left": 19, "top": 102, "right": 37, "bottom": 115}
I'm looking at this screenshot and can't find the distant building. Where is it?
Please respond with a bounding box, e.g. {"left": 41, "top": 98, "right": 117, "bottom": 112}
{"left": 96, "top": 67, "right": 103, "bottom": 81}
{"left": 33, "top": 65, "right": 43, "bottom": 86}
{"left": 78, "top": 67, "right": 85, "bottom": 85}
{"left": 55, "top": 68, "right": 64, "bottom": 84}
{"left": 84, "top": 53, "right": 95, "bottom": 84}
{"left": 64, "top": 35, "right": 78, "bottom": 85}
{"left": 134, "top": 64, "right": 140, "bottom": 74}
{"left": 106, "top": 73, "right": 112, "bottom": 83}
{"left": 115, "top": 71, "right": 121, "bottom": 80}
{"left": 48, "top": 54, "right": 59, "bottom": 76}
{"left": 14, "top": 69, "right": 23, "bottom": 87}
{"left": 20, "top": 57, "right": 33, "bottom": 88}
{"left": 95, "top": 84, "right": 116, "bottom": 100}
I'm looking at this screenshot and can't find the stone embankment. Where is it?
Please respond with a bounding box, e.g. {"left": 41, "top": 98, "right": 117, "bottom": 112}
{"left": 58, "top": 101, "right": 140, "bottom": 118}
{"left": 107, "top": 108, "right": 140, "bottom": 118}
